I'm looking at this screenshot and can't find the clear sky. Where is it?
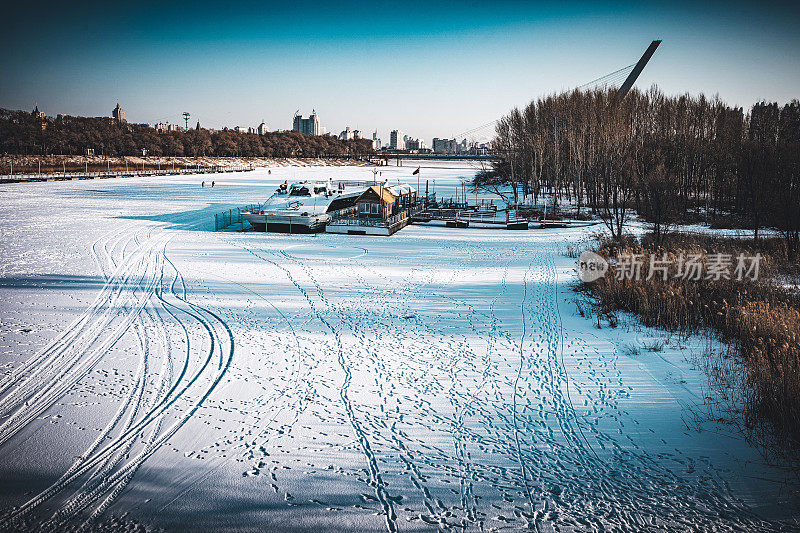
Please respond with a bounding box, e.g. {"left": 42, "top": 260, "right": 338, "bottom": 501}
{"left": 3, "top": 0, "right": 799, "bottom": 144}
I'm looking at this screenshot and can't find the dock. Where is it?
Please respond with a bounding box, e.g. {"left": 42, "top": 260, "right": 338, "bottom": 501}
{"left": 413, "top": 200, "right": 532, "bottom": 230}
{"left": 221, "top": 191, "right": 601, "bottom": 236}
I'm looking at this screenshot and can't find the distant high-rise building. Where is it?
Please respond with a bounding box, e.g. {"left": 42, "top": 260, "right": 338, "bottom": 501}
{"left": 155, "top": 123, "right": 181, "bottom": 132}
{"left": 390, "top": 130, "right": 404, "bottom": 150}
{"left": 293, "top": 110, "right": 320, "bottom": 135}
{"left": 433, "top": 137, "right": 457, "bottom": 153}
{"left": 402, "top": 137, "right": 426, "bottom": 151}
{"left": 372, "top": 131, "right": 381, "bottom": 150}
{"left": 257, "top": 121, "right": 268, "bottom": 135}
{"left": 112, "top": 103, "right": 125, "bottom": 123}
{"left": 32, "top": 105, "right": 45, "bottom": 119}
{"left": 339, "top": 126, "right": 354, "bottom": 141}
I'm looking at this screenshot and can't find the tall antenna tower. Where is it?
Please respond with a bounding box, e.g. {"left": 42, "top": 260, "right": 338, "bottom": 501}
{"left": 182, "top": 112, "right": 190, "bottom": 131}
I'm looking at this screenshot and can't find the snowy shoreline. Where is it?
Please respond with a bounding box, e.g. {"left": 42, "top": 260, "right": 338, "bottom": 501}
{"left": 0, "top": 155, "right": 372, "bottom": 179}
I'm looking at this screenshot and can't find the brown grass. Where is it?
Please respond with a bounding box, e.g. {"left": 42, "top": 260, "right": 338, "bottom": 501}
{"left": 581, "top": 232, "right": 800, "bottom": 452}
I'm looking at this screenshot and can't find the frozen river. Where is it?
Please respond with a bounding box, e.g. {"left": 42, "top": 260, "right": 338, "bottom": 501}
{"left": 0, "top": 162, "right": 797, "bottom": 531}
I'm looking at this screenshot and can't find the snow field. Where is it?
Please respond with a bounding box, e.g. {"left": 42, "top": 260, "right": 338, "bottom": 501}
{"left": 0, "top": 162, "right": 796, "bottom": 531}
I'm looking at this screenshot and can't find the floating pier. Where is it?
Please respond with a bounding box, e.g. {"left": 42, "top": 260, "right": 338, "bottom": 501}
{"left": 413, "top": 200, "right": 531, "bottom": 230}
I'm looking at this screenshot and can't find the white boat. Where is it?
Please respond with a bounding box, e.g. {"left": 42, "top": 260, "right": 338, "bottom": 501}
{"left": 242, "top": 180, "right": 366, "bottom": 233}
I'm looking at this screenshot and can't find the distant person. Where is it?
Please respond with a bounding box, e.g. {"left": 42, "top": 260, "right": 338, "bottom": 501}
{"left": 268, "top": 169, "right": 271, "bottom": 174}
{"left": 211, "top": 181, "right": 215, "bottom": 188}
{"left": 202, "top": 181, "right": 205, "bottom": 188}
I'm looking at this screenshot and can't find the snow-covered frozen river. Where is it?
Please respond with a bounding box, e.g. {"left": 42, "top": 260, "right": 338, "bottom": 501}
{"left": 0, "top": 162, "right": 797, "bottom": 531}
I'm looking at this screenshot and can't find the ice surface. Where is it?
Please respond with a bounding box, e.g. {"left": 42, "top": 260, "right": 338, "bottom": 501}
{"left": 0, "top": 161, "right": 797, "bottom": 531}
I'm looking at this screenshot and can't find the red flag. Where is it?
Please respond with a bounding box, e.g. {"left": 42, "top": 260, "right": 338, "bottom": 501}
{"left": 413, "top": 167, "right": 420, "bottom": 175}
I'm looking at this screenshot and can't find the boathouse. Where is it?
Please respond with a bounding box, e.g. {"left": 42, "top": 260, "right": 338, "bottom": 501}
{"left": 355, "top": 185, "right": 408, "bottom": 218}
{"left": 327, "top": 183, "right": 418, "bottom": 236}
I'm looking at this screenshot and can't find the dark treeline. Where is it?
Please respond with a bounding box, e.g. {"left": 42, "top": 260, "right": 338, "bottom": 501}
{"left": 481, "top": 86, "right": 800, "bottom": 258}
{"left": 0, "top": 108, "right": 375, "bottom": 159}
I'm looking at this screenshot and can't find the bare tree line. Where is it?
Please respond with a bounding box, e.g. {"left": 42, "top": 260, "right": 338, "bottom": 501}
{"left": 480, "top": 86, "right": 800, "bottom": 257}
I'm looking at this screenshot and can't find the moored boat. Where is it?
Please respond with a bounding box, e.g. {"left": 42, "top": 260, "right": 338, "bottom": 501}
{"left": 242, "top": 180, "right": 366, "bottom": 233}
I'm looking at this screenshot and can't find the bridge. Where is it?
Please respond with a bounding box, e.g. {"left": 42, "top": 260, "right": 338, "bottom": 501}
{"left": 368, "top": 153, "right": 494, "bottom": 165}
{"left": 447, "top": 40, "right": 662, "bottom": 144}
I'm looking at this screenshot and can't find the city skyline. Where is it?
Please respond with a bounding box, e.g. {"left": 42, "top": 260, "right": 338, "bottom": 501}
{"left": 38, "top": 102, "right": 471, "bottom": 152}
{"left": 3, "top": 0, "right": 800, "bottom": 143}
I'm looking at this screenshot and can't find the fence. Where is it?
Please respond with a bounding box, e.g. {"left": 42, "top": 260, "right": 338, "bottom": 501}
{"left": 214, "top": 203, "right": 266, "bottom": 231}
{"left": 327, "top": 205, "right": 421, "bottom": 228}
{"left": 326, "top": 205, "right": 358, "bottom": 223}
{"left": 0, "top": 165, "right": 254, "bottom": 183}
{"left": 334, "top": 180, "right": 376, "bottom": 189}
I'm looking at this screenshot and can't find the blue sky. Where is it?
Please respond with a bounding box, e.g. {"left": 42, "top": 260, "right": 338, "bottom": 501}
{"left": 3, "top": 0, "right": 799, "bottom": 143}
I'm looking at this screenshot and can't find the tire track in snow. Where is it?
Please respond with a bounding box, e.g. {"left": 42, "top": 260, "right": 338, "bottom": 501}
{"left": 0, "top": 223, "right": 160, "bottom": 403}
{"left": 177, "top": 255, "right": 319, "bottom": 482}
{"left": 225, "top": 239, "right": 398, "bottom": 533}
{"left": 0, "top": 231, "right": 171, "bottom": 447}
{"left": 2, "top": 215, "right": 235, "bottom": 529}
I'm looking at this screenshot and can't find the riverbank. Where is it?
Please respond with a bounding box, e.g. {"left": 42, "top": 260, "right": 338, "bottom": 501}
{"left": 0, "top": 154, "right": 371, "bottom": 178}
{"left": 579, "top": 231, "right": 800, "bottom": 465}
